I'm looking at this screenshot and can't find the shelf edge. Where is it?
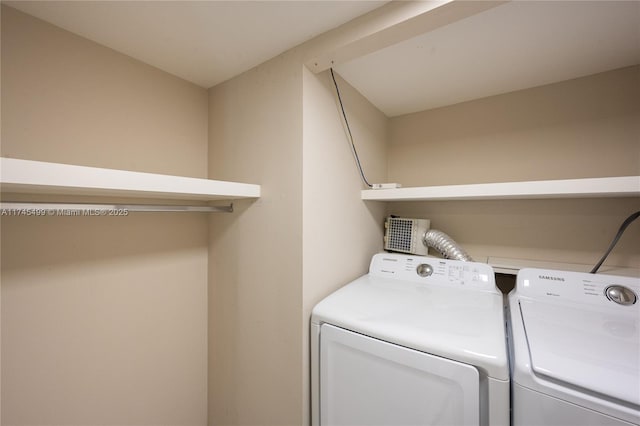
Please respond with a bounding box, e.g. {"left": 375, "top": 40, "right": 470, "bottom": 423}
{"left": 0, "top": 157, "right": 261, "bottom": 201}
{"left": 361, "top": 177, "right": 640, "bottom": 201}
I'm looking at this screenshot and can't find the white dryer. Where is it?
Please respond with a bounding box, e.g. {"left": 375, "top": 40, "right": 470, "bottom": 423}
{"left": 310, "top": 253, "right": 509, "bottom": 426}
{"left": 508, "top": 268, "right": 640, "bottom": 425}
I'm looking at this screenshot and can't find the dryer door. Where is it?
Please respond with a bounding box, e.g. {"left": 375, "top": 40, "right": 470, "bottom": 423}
{"left": 320, "top": 324, "right": 480, "bottom": 426}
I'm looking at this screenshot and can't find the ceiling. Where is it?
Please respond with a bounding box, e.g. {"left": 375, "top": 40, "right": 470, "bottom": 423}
{"left": 335, "top": 1, "right": 640, "bottom": 116}
{"left": 6, "top": 1, "right": 639, "bottom": 117}
{"left": 5, "top": 0, "right": 388, "bottom": 88}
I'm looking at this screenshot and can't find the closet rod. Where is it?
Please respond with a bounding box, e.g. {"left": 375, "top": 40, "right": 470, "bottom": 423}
{"left": 0, "top": 202, "right": 233, "bottom": 213}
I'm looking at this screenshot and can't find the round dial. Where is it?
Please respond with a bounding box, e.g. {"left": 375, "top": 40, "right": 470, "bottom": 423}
{"left": 604, "top": 285, "right": 637, "bottom": 306}
{"left": 416, "top": 263, "right": 433, "bottom": 277}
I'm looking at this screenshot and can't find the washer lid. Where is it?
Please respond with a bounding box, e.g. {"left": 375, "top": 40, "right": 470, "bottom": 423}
{"left": 520, "top": 299, "right": 640, "bottom": 406}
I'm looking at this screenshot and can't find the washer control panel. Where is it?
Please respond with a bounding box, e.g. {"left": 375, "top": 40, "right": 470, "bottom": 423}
{"left": 516, "top": 268, "right": 639, "bottom": 309}
{"left": 369, "top": 252, "right": 496, "bottom": 291}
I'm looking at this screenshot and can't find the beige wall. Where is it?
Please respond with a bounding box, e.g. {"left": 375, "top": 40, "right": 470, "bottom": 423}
{"left": 1, "top": 6, "right": 209, "bottom": 425}
{"left": 388, "top": 66, "right": 639, "bottom": 186}
{"left": 301, "top": 68, "right": 386, "bottom": 425}
{"left": 1, "top": 4, "right": 392, "bottom": 425}
{"left": 206, "top": 31, "right": 388, "bottom": 426}
{"left": 386, "top": 66, "right": 640, "bottom": 269}
{"left": 388, "top": 198, "right": 640, "bottom": 271}
{"left": 1, "top": 5, "right": 208, "bottom": 177}
{"left": 1, "top": 215, "right": 209, "bottom": 425}
{"left": 5, "top": 3, "right": 637, "bottom": 426}
{"left": 207, "top": 53, "right": 304, "bottom": 426}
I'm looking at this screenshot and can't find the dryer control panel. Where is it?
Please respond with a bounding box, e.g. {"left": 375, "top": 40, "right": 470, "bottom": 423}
{"left": 369, "top": 252, "right": 497, "bottom": 292}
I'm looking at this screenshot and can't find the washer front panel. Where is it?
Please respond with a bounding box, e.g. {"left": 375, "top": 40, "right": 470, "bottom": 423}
{"left": 510, "top": 268, "right": 640, "bottom": 425}
{"left": 513, "top": 383, "right": 636, "bottom": 426}
{"left": 520, "top": 299, "right": 639, "bottom": 406}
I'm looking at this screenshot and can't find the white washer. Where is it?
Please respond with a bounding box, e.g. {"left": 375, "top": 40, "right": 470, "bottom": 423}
{"left": 508, "top": 268, "right": 640, "bottom": 425}
{"left": 310, "top": 253, "right": 509, "bottom": 426}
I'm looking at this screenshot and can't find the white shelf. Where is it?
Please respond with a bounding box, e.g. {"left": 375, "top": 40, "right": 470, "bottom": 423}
{"left": 0, "top": 157, "right": 260, "bottom": 201}
{"left": 362, "top": 177, "right": 640, "bottom": 201}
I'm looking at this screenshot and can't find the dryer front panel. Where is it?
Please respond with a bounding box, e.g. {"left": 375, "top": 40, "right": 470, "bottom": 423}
{"left": 320, "top": 323, "right": 480, "bottom": 426}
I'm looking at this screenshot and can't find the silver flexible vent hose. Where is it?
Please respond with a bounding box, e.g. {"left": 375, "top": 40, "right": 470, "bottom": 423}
{"left": 422, "top": 229, "right": 474, "bottom": 262}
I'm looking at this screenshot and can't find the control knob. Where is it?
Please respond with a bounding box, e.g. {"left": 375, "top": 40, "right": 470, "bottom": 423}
{"left": 416, "top": 263, "right": 433, "bottom": 277}
{"left": 604, "top": 285, "right": 637, "bottom": 306}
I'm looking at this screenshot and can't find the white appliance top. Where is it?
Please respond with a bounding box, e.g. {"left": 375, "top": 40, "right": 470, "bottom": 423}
{"left": 311, "top": 253, "right": 508, "bottom": 380}
{"left": 514, "top": 268, "right": 640, "bottom": 406}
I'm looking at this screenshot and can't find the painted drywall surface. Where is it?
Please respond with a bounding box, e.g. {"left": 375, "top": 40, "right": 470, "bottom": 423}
{"left": 1, "top": 3, "right": 396, "bottom": 425}
{"left": 301, "top": 67, "right": 387, "bottom": 306}
{"left": 301, "top": 67, "right": 386, "bottom": 425}
{"left": 1, "top": 5, "right": 208, "bottom": 178}
{"left": 388, "top": 66, "right": 639, "bottom": 186}
{"left": 206, "top": 43, "right": 388, "bottom": 426}
{"left": 204, "top": 3, "right": 405, "bottom": 422}
{"left": 1, "top": 6, "right": 209, "bottom": 425}
{"left": 207, "top": 52, "right": 304, "bottom": 426}
{"left": 1, "top": 215, "right": 208, "bottom": 425}
{"left": 386, "top": 66, "right": 640, "bottom": 268}
{"left": 387, "top": 198, "right": 640, "bottom": 270}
